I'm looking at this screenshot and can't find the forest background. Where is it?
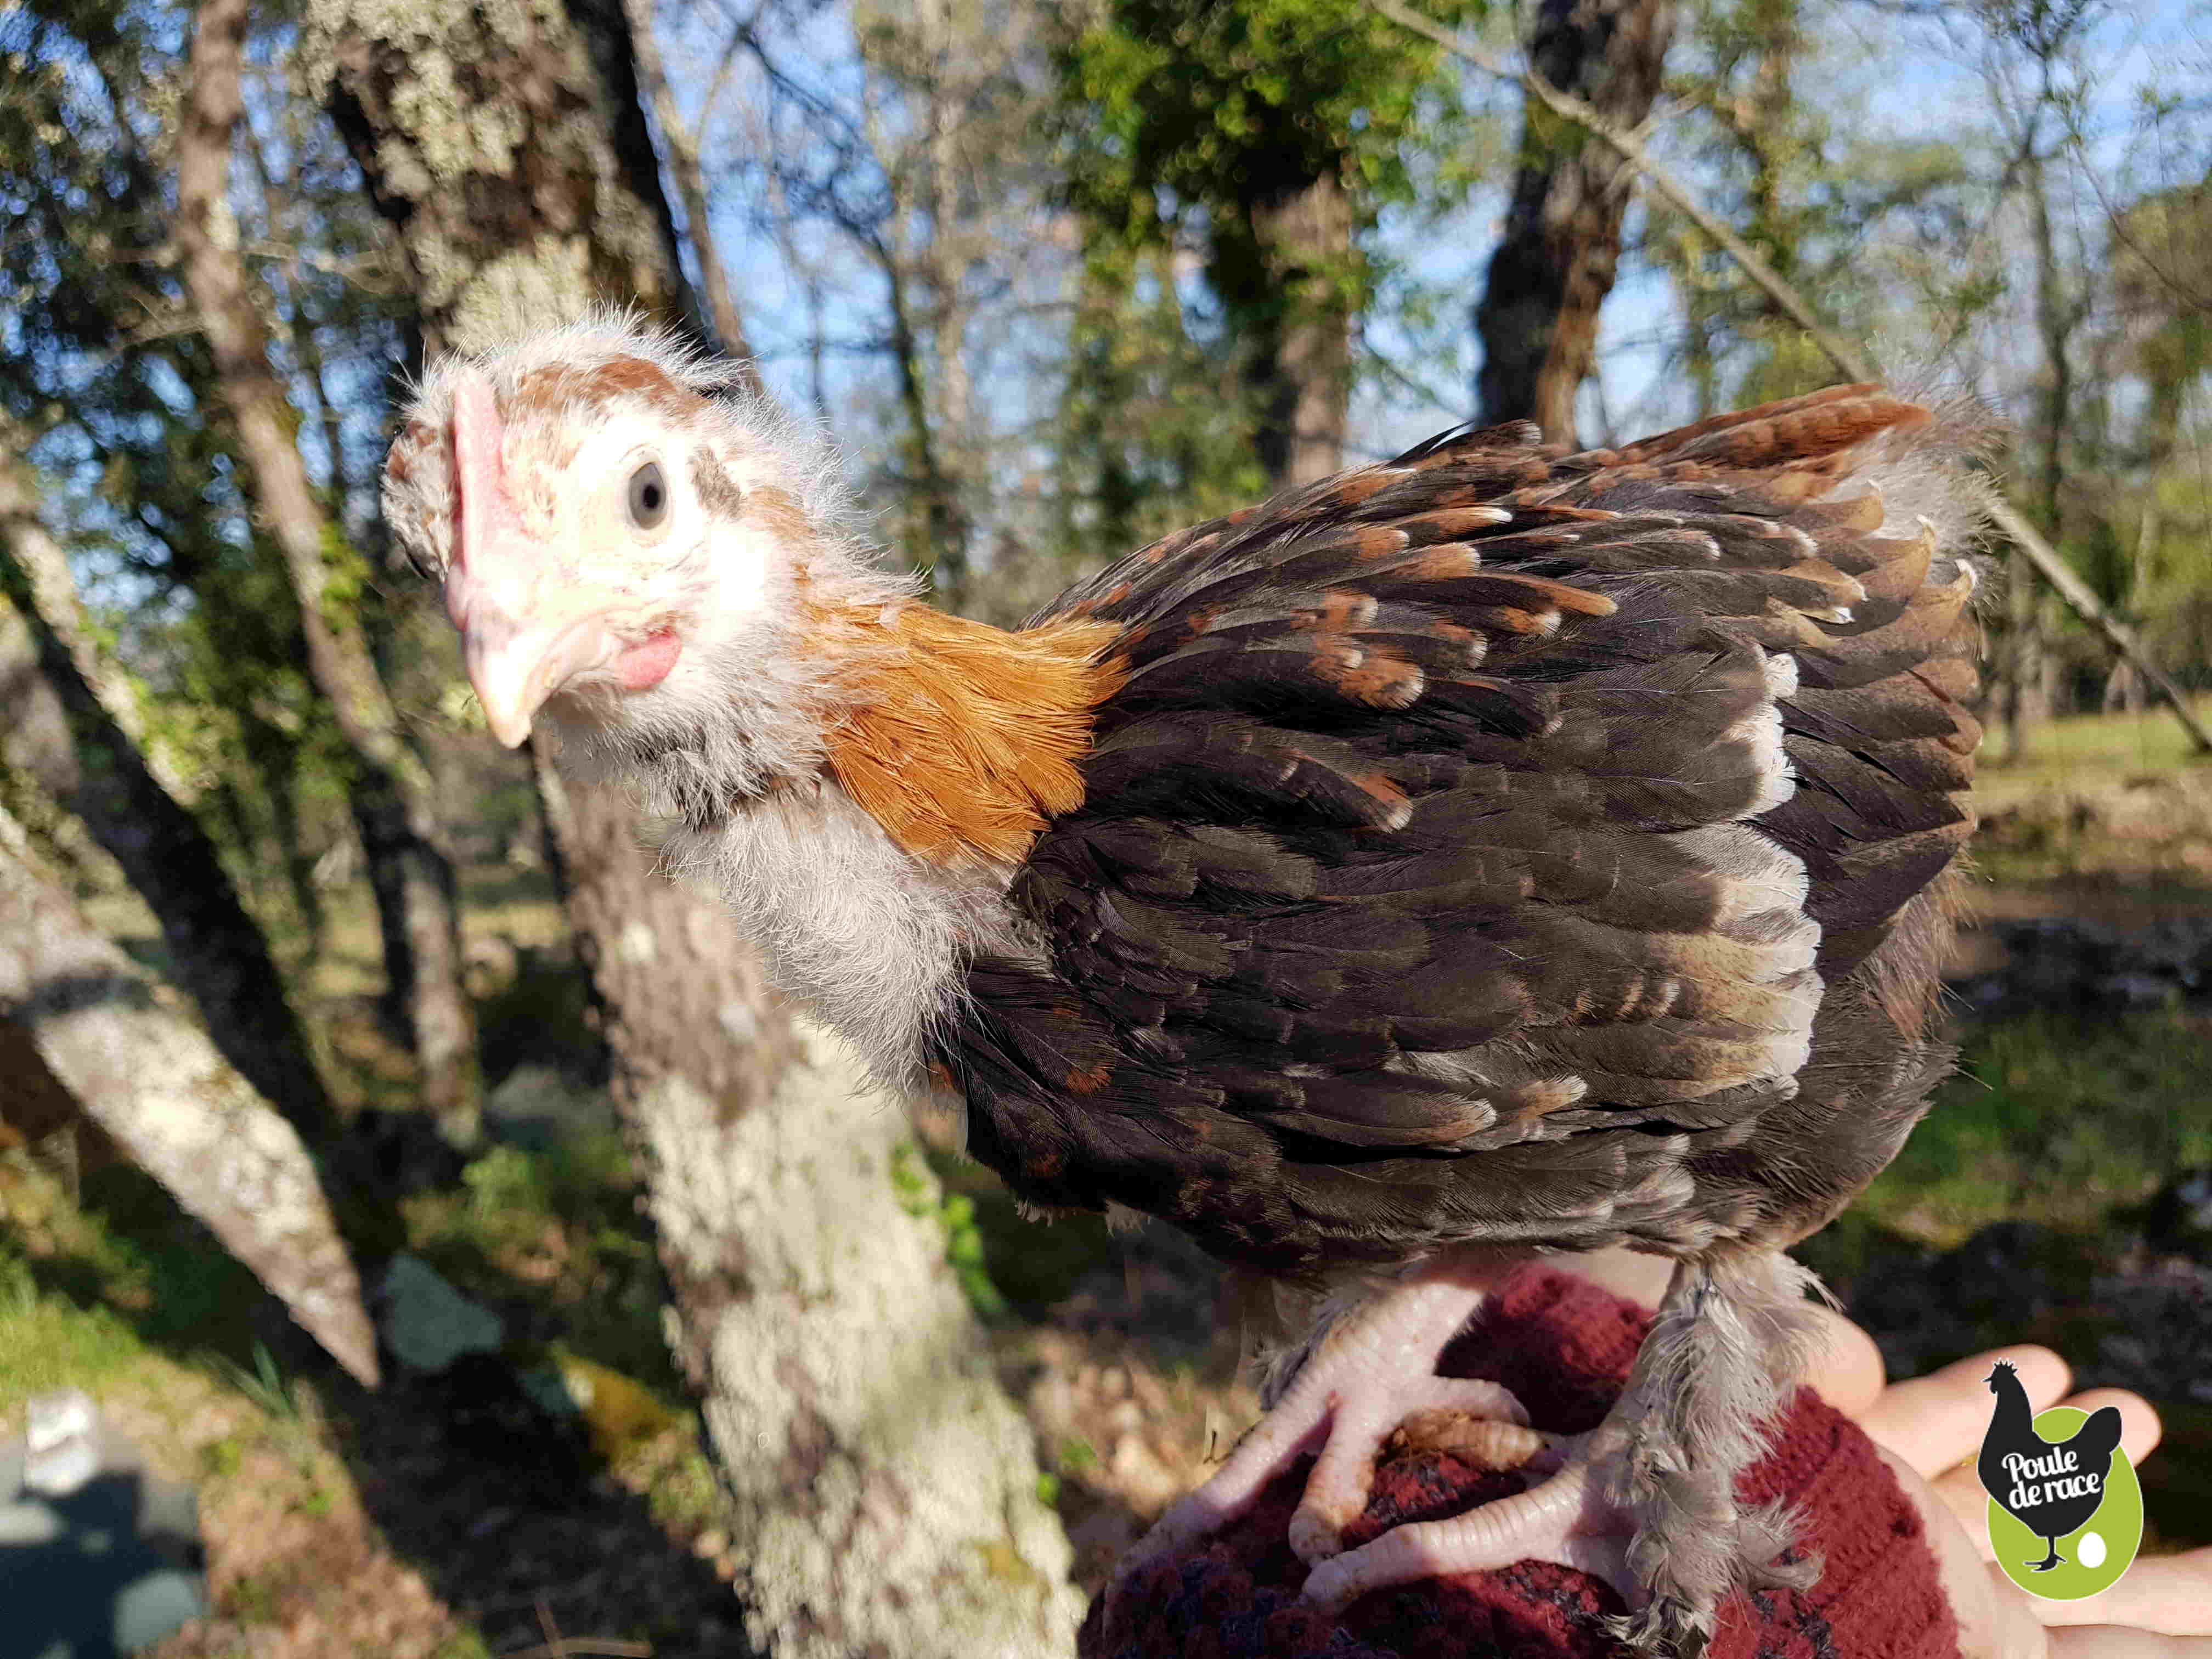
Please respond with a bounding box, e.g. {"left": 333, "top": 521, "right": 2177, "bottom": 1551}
{"left": 3, "top": 1, "right": 2211, "bottom": 1656}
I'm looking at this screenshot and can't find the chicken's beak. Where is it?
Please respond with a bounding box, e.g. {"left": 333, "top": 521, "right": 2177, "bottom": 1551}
{"left": 444, "top": 374, "right": 625, "bottom": 748}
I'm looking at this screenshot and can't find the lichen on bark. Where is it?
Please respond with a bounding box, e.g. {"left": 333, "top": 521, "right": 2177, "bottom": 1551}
{"left": 0, "top": 803, "right": 378, "bottom": 1386}
{"left": 304, "top": 0, "right": 1080, "bottom": 1646}
{"left": 299, "top": 0, "right": 697, "bottom": 356}
{"left": 637, "top": 1028, "right": 1081, "bottom": 1658}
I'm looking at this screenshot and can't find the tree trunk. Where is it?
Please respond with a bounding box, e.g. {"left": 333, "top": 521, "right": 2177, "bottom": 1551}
{"left": 1474, "top": 0, "right": 1676, "bottom": 441}
{"left": 619, "top": 0, "right": 764, "bottom": 387}
{"left": 302, "top": 1, "right": 1079, "bottom": 1650}
{"left": 176, "top": 0, "right": 480, "bottom": 1143}
{"left": 884, "top": 249, "right": 977, "bottom": 608}
{"left": 0, "top": 802, "right": 377, "bottom": 1386}
{"left": 1741, "top": 2, "right": 1801, "bottom": 287}
{"left": 1248, "top": 171, "right": 1356, "bottom": 486}
{"left": 0, "top": 447, "right": 337, "bottom": 1148}
{"left": 2003, "top": 138, "right": 2076, "bottom": 765}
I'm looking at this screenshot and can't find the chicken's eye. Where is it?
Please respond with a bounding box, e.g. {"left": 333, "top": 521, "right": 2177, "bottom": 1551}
{"left": 627, "top": 461, "right": 668, "bottom": 531}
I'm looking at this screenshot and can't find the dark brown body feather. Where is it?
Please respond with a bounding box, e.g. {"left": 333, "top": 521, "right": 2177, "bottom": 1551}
{"left": 932, "top": 387, "right": 1982, "bottom": 1277}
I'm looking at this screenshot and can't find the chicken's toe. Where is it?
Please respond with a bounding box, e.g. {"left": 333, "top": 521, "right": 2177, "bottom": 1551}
{"left": 1286, "top": 1376, "right": 1538, "bottom": 1562}
{"left": 1298, "top": 1448, "right": 1636, "bottom": 1608}
{"left": 1110, "top": 1261, "right": 1513, "bottom": 1596}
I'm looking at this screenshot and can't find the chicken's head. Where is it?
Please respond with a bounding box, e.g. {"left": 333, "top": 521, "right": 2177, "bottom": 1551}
{"left": 383, "top": 317, "right": 873, "bottom": 791}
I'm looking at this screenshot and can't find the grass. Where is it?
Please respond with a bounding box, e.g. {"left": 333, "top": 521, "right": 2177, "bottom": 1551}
{"left": 399, "top": 1131, "right": 676, "bottom": 1389}
{"left": 0, "top": 1176, "right": 485, "bottom": 1643}
{"left": 0, "top": 1249, "right": 152, "bottom": 1409}
{"left": 0, "top": 1158, "right": 271, "bottom": 1404}
{"left": 1980, "top": 694, "right": 2212, "bottom": 800}
{"left": 1857, "top": 1005, "right": 2212, "bottom": 1248}
{"left": 1, "top": 1136, "right": 707, "bottom": 1655}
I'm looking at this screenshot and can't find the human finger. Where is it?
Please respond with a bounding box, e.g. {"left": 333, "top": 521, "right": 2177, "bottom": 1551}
{"left": 1799, "top": 1302, "right": 1885, "bottom": 1418}
{"left": 2034, "top": 1545, "right": 2212, "bottom": 1635}
{"left": 2049, "top": 1631, "right": 2212, "bottom": 1657}
{"left": 1860, "top": 1346, "right": 2072, "bottom": 1479}
{"left": 1875, "top": 1448, "right": 2045, "bottom": 1659}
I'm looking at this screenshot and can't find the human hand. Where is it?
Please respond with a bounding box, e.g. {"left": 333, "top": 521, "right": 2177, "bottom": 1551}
{"left": 1534, "top": 1250, "right": 2212, "bottom": 1654}
{"left": 1801, "top": 1314, "right": 2212, "bottom": 1657}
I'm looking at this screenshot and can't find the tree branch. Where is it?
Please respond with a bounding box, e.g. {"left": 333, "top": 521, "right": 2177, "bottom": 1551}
{"left": 1369, "top": 0, "right": 2212, "bottom": 758}
{"left": 622, "top": 0, "right": 766, "bottom": 388}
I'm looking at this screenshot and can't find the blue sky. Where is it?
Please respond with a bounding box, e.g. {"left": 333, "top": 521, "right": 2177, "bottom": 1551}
{"left": 664, "top": 0, "right": 2207, "bottom": 498}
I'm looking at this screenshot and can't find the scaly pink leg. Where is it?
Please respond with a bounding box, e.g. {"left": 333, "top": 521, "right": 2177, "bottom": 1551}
{"left": 1298, "top": 1423, "right": 1640, "bottom": 1610}
{"left": 1297, "top": 1254, "right": 1820, "bottom": 1656}
{"left": 1111, "top": 1264, "right": 1528, "bottom": 1583}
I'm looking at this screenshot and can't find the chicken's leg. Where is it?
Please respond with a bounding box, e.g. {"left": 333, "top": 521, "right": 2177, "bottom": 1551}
{"left": 1297, "top": 1250, "right": 1826, "bottom": 1654}
{"left": 1113, "top": 1259, "right": 1533, "bottom": 1581}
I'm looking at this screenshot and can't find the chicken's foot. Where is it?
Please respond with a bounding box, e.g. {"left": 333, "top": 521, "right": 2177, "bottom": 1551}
{"left": 1113, "top": 1261, "right": 1527, "bottom": 1581}
{"left": 1299, "top": 1253, "right": 1824, "bottom": 1657}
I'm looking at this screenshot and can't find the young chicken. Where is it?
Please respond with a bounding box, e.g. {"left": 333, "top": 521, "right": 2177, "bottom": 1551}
{"left": 385, "top": 315, "right": 1985, "bottom": 1650}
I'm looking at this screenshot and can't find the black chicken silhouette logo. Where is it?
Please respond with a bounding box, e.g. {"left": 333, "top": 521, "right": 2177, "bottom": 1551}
{"left": 1976, "top": 1359, "right": 2142, "bottom": 1598}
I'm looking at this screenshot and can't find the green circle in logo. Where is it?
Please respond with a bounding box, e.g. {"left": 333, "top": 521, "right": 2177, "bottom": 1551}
{"left": 1985, "top": 1406, "right": 2144, "bottom": 1600}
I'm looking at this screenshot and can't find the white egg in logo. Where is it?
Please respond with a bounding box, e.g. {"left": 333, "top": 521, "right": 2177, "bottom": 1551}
{"left": 2077, "top": 1532, "right": 2107, "bottom": 1569}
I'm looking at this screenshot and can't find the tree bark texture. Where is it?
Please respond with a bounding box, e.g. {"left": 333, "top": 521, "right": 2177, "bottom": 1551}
{"left": 301, "top": 1, "right": 1079, "bottom": 1649}
{"left": 2002, "top": 140, "right": 2073, "bottom": 763}
{"left": 308, "top": 0, "right": 703, "bottom": 357}
{"left": 0, "top": 450, "right": 337, "bottom": 1148}
{"left": 178, "top": 0, "right": 480, "bottom": 1142}
{"left": 0, "top": 803, "right": 378, "bottom": 1386}
{"left": 544, "top": 761, "right": 1085, "bottom": 1656}
{"left": 1474, "top": 0, "right": 1676, "bottom": 442}
{"left": 1247, "top": 171, "right": 1357, "bottom": 486}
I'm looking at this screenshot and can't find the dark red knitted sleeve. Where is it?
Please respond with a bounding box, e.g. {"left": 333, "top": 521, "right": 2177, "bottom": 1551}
{"left": 1082, "top": 1266, "right": 1960, "bottom": 1659}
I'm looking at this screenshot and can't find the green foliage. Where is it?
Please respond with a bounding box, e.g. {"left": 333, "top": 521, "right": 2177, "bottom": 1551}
{"left": 1057, "top": 0, "right": 1485, "bottom": 379}
{"left": 1051, "top": 0, "right": 1487, "bottom": 523}
{"left": 922, "top": 1145, "right": 1128, "bottom": 1317}
{"left": 1047, "top": 244, "right": 1274, "bottom": 575}
{"left": 0, "top": 1159, "right": 270, "bottom": 1379}
{"left": 457, "top": 1133, "right": 635, "bottom": 1238}
{"left": 640, "top": 1438, "right": 725, "bottom": 1534}
{"left": 1056, "top": 1435, "right": 1099, "bottom": 1473}
{"left": 0, "top": 1160, "right": 288, "bottom": 1416}
{"left": 891, "top": 1141, "right": 1010, "bottom": 1321}
{"left": 0, "top": 0, "right": 427, "bottom": 964}
{"left": 224, "top": 1571, "right": 285, "bottom": 1626}
{"left": 1648, "top": 0, "right": 1991, "bottom": 410}
{"left": 402, "top": 1132, "right": 671, "bottom": 1385}
{"left": 316, "top": 522, "right": 374, "bottom": 624}
{"left": 1854, "top": 1006, "right": 2212, "bottom": 1246}
{"left": 1062, "top": 0, "right": 1481, "bottom": 261}
{"left": 0, "top": 1243, "right": 149, "bottom": 1412}
{"left": 216, "top": 1341, "right": 312, "bottom": 1427}
{"left": 0, "top": 1249, "right": 36, "bottom": 1317}
{"left": 199, "top": 1434, "right": 246, "bottom": 1480}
